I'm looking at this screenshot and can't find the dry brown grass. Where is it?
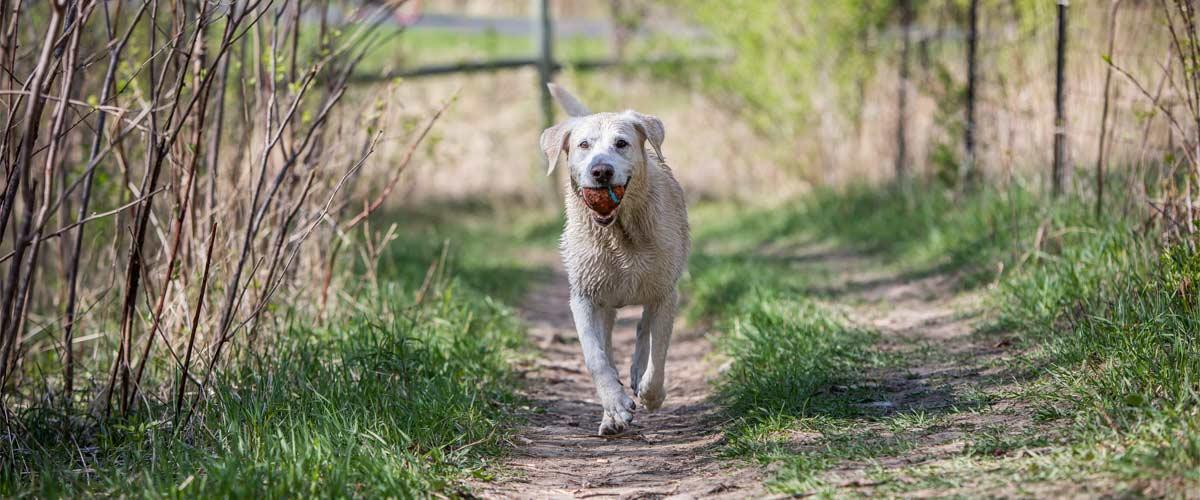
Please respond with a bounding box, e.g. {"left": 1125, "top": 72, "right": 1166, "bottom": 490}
{"left": 370, "top": 68, "right": 801, "bottom": 206}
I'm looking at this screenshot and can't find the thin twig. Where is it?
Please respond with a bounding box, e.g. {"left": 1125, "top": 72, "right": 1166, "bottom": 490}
{"left": 175, "top": 221, "right": 217, "bottom": 426}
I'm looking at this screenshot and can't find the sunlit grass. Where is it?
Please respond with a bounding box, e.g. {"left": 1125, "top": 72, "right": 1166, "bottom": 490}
{"left": 689, "top": 180, "right": 1200, "bottom": 493}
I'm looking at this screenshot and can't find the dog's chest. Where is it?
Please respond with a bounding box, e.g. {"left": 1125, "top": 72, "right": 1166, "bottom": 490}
{"left": 564, "top": 233, "right": 675, "bottom": 307}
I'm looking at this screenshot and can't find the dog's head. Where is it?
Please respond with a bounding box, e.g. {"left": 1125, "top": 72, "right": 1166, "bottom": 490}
{"left": 540, "top": 88, "right": 664, "bottom": 227}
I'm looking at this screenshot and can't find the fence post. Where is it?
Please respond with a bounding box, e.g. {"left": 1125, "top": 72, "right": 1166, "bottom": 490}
{"left": 534, "top": 0, "right": 562, "bottom": 205}
{"left": 963, "top": 0, "right": 979, "bottom": 190}
{"left": 1052, "top": 0, "right": 1070, "bottom": 197}
{"left": 895, "top": 0, "right": 913, "bottom": 183}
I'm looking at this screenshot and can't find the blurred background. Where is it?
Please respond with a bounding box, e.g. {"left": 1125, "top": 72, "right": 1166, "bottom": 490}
{"left": 350, "top": 0, "right": 792, "bottom": 205}
{"left": 382, "top": 0, "right": 1171, "bottom": 199}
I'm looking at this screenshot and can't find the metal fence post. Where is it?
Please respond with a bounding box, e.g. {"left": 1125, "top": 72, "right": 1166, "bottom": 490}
{"left": 534, "top": 0, "right": 562, "bottom": 205}
{"left": 1052, "top": 0, "right": 1070, "bottom": 197}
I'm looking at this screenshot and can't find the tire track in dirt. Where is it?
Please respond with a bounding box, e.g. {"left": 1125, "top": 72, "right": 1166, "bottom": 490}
{"left": 470, "top": 259, "right": 766, "bottom": 499}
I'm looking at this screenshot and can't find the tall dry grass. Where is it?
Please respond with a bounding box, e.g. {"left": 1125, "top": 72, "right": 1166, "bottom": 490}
{"left": 804, "top": 2, "right": 1173, "bottom": 190}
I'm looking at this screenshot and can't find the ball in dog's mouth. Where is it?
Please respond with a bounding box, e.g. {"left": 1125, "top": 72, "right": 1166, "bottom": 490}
{"left": 580, "top": 185, "right": 626, "bottom": 226}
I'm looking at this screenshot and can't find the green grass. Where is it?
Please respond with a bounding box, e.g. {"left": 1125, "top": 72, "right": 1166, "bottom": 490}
{"left": 1, "top": 204, "right": 560, "bottom": 498}
{"left": 7, "top": 177, "right": 1196, "bottom": 496}
{"left": 323, "top": 23, "right": 695, "bottom": 81}
{"left": 684, "top": 202, "right": 903, "bottom": 492}
{"left": 392, "top": 28, "right": 607, "bottom": 66}
{"left": 681, "top": 278, "right": 928, "bottom": 493}
{"left": 368, "top": 200, "right": 562, "bottom": 303}
{"left": 810, "top": 183, "right": 1200, "bottom": 482}
{"left": 689, "top": 180, "right": 1200, "bottom": 494}
{"left": 5, "top": 296, "right": 523, "bottom": 497}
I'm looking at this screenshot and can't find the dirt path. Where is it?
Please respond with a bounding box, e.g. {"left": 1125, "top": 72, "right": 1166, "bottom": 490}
{"left": 779, "top": 243, "right": 1055, "bottom": 496}
{"left": 473, "top": 242, "right": 1048, "bottom": 498}
{"left": 471, "top": 260, "right": 767, "bottom": 499}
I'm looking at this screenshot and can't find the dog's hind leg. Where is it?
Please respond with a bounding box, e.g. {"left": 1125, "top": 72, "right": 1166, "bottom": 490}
{"left": 635, "top": 291, "right": 677, "bottom": 411}
{"left": 601, "top": 307, "right": 616, "bottom": 364}
{"left": 570, "top": 294, "right": 635, "bottom": 435}
{"left": 630, "top": 316, "right": 649, "bottom": 395}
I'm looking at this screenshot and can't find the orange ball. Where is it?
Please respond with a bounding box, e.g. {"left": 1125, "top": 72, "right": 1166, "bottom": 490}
{"left": 581, "top": 186, "right": 625, "bottom": 215}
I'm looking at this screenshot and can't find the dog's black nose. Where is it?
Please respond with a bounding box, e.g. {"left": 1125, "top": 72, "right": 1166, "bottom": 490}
{"left": 590, "top": 164, "right": 614, "bottom": 185}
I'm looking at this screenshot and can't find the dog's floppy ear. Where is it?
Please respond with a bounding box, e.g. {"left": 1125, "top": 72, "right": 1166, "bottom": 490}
{"left": 540, "top": 119, "right": 575, "bottom": 175}
{"left": 626, "top": 110, "right": 665, "bottom": 160}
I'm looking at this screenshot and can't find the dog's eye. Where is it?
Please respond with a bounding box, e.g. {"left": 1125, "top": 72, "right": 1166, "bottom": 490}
{"left": 615, "top": 139, "right": 629, "bottom": 149}
{"left": 579, "top": 140, "right": 590, "bottom": 149}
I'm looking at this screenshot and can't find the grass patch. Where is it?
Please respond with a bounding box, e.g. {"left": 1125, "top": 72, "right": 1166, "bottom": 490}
{"left": 694, "top": 180, "right": 1200, "bottom": 493}
{"left": 1, "top": 204, "right": 559, "bottom": 497}
{"left": 686, "top": 202, "right": 900, "bottom": 493}
{"left": 369, "top": 200, "right": 562, "bottom": 303}
{"left": 709, "top": 294, "right": 900, "bottom": 494}
{"left": 4, "top": 292, "right": 523, "bottom": 497}
{"left": 714, "top": 295, "right": 883, "bottom": 423}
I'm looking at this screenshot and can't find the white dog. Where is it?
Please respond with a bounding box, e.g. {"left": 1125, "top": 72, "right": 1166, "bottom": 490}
{"left": 540, "top": 84, "right": 690, "bottom": 435}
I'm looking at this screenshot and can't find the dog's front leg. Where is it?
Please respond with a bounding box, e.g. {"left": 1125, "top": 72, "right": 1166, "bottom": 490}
{"left": 570, "top": 294, "right": 635, "bottom": 435}
{"left": 633, "top": 290, "right": 677, "bottom": 411}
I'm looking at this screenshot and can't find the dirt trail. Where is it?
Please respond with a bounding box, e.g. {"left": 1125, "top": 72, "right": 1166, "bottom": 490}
{"left": 473, "top": 243, "right": 1038, "bottom": 498}
{"left": 784, "top": 243, "right": 1047, "bottom": 496}
{"left": 472, "top": 260, "right": 766, "bottom": 499}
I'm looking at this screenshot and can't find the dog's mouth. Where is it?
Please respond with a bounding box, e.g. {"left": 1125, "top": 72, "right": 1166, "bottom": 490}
{"left": 578, "top": 184, "right": 627, "bottom": 227}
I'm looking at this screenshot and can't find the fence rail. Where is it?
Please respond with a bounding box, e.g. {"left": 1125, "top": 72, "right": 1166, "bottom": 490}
{"left": 348, "top": 53, "right": 725, "bottom": 82}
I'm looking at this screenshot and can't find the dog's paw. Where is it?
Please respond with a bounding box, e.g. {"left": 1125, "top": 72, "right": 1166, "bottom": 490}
{"left": 597, "top": 391, "right": 636, "bottom": 436}
{"left": 598, "top": 412, "right": 628, "bottom": 435}
{"left": 636, "top": 380, "right": 666, "bottom": 411}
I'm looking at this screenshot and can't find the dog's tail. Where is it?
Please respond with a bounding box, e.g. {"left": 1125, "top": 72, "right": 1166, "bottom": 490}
{"left": 547, "top": 83, "right": 591, "bottom": 117}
